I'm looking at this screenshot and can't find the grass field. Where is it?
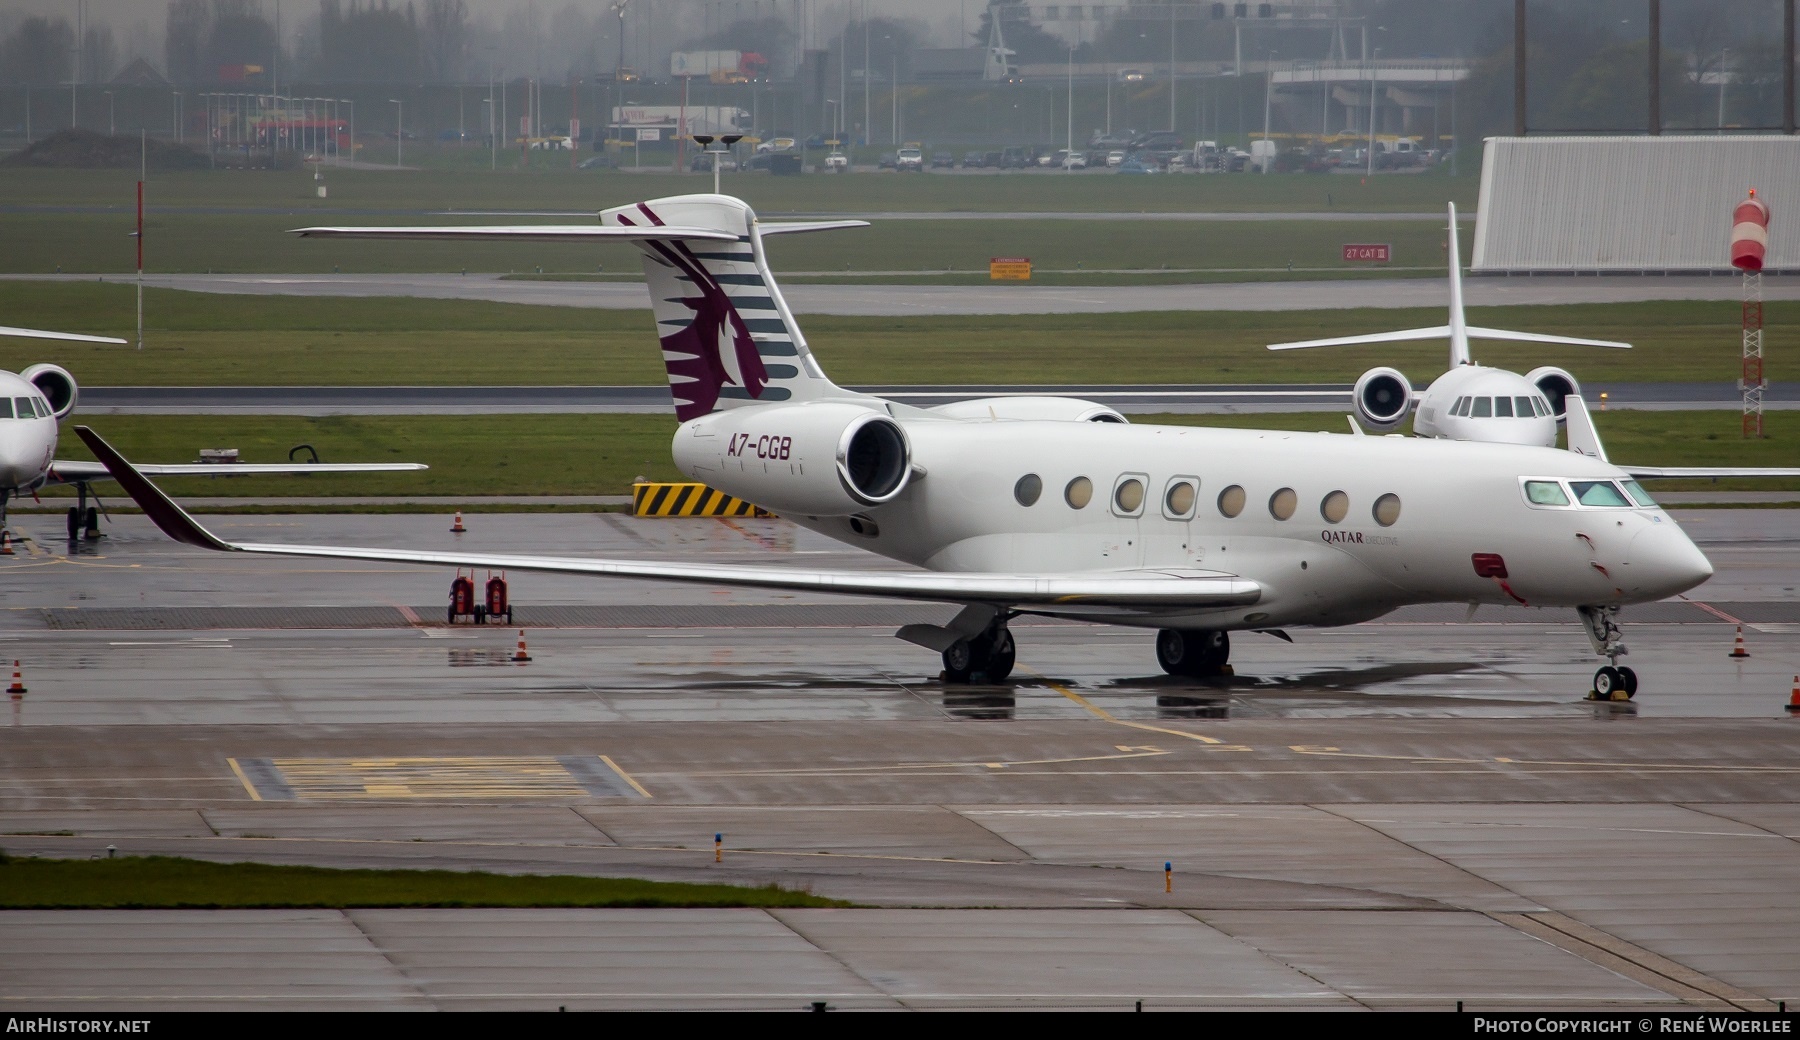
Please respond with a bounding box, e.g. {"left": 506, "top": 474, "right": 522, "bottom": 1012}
{"left": 40, "top": 410, "right": 1800, "bottom": 501}
{"left": 0, "top": 164, "right": 1479, "bottom": 214}
{"left": 0, "top": 161, "right": 1478, "bottom": 277}
{"left": 1, "top": 283, "right": 1791, "bottom": 388}
{"left": 2, "top": 211, "right": 1461, "bottom": 278}
{"left": 0, "top": 853, "right": 847, "bottom": 909}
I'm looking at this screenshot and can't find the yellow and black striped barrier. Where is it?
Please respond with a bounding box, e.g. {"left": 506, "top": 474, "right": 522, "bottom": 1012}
{"left": 632, "top": 482, "right": 772, "bottom": 518}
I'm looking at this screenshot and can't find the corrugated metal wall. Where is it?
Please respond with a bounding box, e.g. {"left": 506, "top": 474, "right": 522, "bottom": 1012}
{"left": 1473, "top": 136, "right": 1800, "bottom": 273}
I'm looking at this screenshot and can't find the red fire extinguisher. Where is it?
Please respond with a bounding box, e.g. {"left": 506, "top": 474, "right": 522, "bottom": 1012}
{"left": 484, "top": 572, "right": 513, "bottom": 626}
{"left": 448, "top": 571, "right": 477, "bottom": 623}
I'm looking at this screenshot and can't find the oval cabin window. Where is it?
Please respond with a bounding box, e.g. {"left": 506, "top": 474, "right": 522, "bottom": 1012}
{"left": 1014, "top": 474, "right": 1043, "bottom": 507}
{"left": 1217, "top": 484, "right": 1246, "bottom": 518}
{"left": 1321, "top": 490, "right": 1349, "bottom": 524}
{"left": 1165, "top": 481, "right": 1196, "bottom": 517}
{"left": 1373, "top": 492, "right": 1402, "bottom": 527}
{"left": 1113, "top": 478, "right": 1144, "bottom": 514}
{"left": 1269, "top": 487, "right": 1297, "bottom": 521}
{"left": 1065, "top": 476, "right": 1093, "bottom": 509}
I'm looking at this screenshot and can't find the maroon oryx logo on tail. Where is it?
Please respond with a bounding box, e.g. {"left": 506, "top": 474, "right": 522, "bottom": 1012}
{"left": 621, "top": 203, "right": 769, "bottom": 420}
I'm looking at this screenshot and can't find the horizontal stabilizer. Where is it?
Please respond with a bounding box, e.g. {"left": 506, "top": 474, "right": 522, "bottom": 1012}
{"left": 0, "top": 325, "right": 126, "bottom": 345}
{"left": 759, "top": 220, "right": 870, "bottom": 236}
{"left": 1267, "top": 327, "right": 1451, "bottom": 351}
{"left": 289, "top": 224, "right": 738, "bottom": 242}
{"left": 1462, "top": 326, "right": 1631, "bottom": 350}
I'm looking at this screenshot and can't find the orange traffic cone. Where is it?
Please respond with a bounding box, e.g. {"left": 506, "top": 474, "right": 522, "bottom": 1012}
{"left": 1787, "top": 677, "right": 1800, "bottom": 713}
{"left": 7, "top": 661, "right": 25, "bottom": 695}
{"left": 1730, "top": 626, "right": 1750, "bottom": 659}
{"left": 451, "top": 511, "right": 466, "bottom": 533}
{"left": 512, "top": 630, "right": 532, "bottom": 663}
{"left": 0, "top": 531, "right": 13, "bottom": 556}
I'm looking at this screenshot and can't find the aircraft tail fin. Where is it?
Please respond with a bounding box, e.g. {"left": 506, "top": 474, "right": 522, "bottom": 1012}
{"left": 601, "top": 194, "right": 870, "bottom": 421}
{"left": 1446, "top": 202, "right": 1472, "bottom": 368}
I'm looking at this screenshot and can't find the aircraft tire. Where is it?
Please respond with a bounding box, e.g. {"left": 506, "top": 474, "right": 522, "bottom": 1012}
{"left": 1156, "top": 629, "right": 1229, "bottom": 676}
{"left": 84, "top": 506, "right": 100, "bottom": 538}
{"left": 1593, "top": 666, "right": 1625, "bottom": 700}
{"left": 985, "top": 629, "right": 1016, "bottom": 682}
{"left": 66, "top": 507, "right": 80, "bottom": 540}
{"left": 1620, "top": 666, "right": 1639, "bottom": 699}
{"left": 942, "top": 639, "right": 977, "bottom": 684}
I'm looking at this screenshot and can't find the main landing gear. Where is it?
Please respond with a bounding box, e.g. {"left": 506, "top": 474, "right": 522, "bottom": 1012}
{"left": 941, "top": 621, "right": 1016, "bottom": 684}
{"left": 65, "top": 482, "right": 102, "bottom": 540}
{"left": 1155, "top": 629, "right": 1231, "bottom": 677}
{"left": 1578, "top": 605, "right": 1637, "bottom": 701}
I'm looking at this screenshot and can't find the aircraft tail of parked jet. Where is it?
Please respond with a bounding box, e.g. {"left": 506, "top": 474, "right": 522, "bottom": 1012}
{"left": 294, "top": 197, "right": 871, "bottom": 422}
{"left": 1268, "top": 202, "right": 1633, "bottom": 432}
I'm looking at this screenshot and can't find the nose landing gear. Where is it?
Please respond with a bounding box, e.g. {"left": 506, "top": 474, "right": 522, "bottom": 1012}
{"left": 65, "top": 482, "right": 102, "bottom": 540}
{"left": 1155, "top": 629, "right": 1231, "bottom": 677}
{"left": 1578, "top": 605, "right": 1637, "bottom": 700}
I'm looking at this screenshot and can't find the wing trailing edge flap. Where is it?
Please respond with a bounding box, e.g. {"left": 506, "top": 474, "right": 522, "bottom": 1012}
{"left": 47, "top": 460, "right": 427, "bottom": 488}
{"left": 75, "top": 426, "right": 1261, "bottom": 610}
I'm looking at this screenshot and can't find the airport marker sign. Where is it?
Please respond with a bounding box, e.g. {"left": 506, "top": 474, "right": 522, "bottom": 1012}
{"left": 1342, "top": 243, "right": 1391, "bottom": 262}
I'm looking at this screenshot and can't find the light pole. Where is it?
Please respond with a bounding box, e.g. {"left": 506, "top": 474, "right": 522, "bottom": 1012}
{"left": 389, "top": 98, "right": 403, "bottom": 167}
{"left": 1261, "top": 53, "right": 1273, "bottom": 173}
{"left": 482, "top": 97, "right": 495, "bottom": 170}
{"left": 1366, "top": 48, "right": 1378, "bottom": 176}
{"left": 890, "top": 49, "right": 897, "bottom": 146}
{"left": 1065, "top": 44, "right": 1074, "bottom": 170}
{"left": 1169, "top": 0, "right": 1176, "bottom": 132}
{"left": 825, "top": 99, "right": 838, "bottom": 143}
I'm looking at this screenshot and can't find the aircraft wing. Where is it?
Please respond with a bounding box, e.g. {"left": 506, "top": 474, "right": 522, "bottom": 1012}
{"left": 289, "top": 225, "right": 738, "bottom": 242}
{"left": 1620, "top": 465, "right": 1800, "bottom": 479}
{"left": 45, "top": 459, "right": 427, "bottom": 487}
{"left": 74, "top": 426, "right": 1260, "bottom": 611}
{"left": 0, "top": 325, "right": 126, "bottom": 344}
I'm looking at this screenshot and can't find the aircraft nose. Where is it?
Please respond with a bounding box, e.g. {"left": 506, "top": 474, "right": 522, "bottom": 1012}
{"left": 1626, "top": 522, "right": 1714, "bottom": 598}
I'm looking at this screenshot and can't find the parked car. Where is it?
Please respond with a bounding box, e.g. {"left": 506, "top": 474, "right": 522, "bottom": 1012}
{"left": 688, "top": 151, "right": 738, "bottom": 172}
{"left": 896, "top": 146, "right": 924, "bottom": 171}
{"left": 962, "top": 150, "right": 987, "bottom": 168}
{"left": 930, "top": 151, "right": 955, "bottom": 169}
{"left": 998, "top": 146, "right": 1032, "bottom": 169}
{"left": 1116, "top": 155, "right": 1159, "bottom": 174}
{"left": 824, "top": 150, "right": 848, "bottom": 170}
{"left": 1130, "top": 131, "right": 1183, "bottom": 152}
{"left": 1105, "top": 149, "right": 1126, "bottom": 168}
{"left": 755, "top": 137, "right": 796, "bottom": 153}
{"left": 1088, "top": 129, "right": 1138, "bottom": 150}
{"left": 1116, "top": 68, "right": 1146, "bottom": 82}
{"left": 878, "top": 151, "right": 897, "bottom": 170}
{"left": 1061, "top": 150, "right": 1088, "bottom": 170}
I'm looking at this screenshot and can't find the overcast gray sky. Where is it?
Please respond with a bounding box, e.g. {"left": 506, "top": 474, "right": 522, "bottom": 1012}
{"left": 0, "top": 0, "right": 982, "bottom": 80}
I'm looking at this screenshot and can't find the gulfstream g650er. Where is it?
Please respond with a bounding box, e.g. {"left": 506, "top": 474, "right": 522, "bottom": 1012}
{"left": 81, "top": 194, "right": 1716, "bottom": 701}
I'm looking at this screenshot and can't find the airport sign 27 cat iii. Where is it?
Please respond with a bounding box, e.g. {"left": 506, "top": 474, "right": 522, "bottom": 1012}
{"left": 83, "top": 194, "right": 1718, "bottom": 701}
{"left": 0, "top": 324, "right": 428, "bottom": 539}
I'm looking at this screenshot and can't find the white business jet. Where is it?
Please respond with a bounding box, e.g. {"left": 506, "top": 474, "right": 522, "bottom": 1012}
{"left": 80, "top": 194, "right": 1718, "bottom": 701}
{"left": 1268, "top": 204, "right": 1800, "bottom": 482}
{"left": 0, "top": 325, "right": 428, "bottom": 540}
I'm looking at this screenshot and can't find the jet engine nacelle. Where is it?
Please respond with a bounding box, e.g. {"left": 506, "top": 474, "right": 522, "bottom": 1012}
{"left": 1352, "top": 367, "right": 1413, "bottom": 431}
{"left": 929, "top": 396, "right": 1128, "bottom": 424}
{"left": 672, "top": 402, "right": 913, "bottom": 517}
{"left": 1525, "top": 367, "right": 1580, "bottom": 423}
{"left": 19, "top": 363, "right": 77, "bottom": 419}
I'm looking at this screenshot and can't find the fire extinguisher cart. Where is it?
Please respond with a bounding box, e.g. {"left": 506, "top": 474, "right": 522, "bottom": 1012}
{"left": 447, "top": 570, "right": 488, "bottom": 624}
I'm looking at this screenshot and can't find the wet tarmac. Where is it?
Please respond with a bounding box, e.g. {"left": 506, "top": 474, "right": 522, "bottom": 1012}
{"left": 2, "top": 510, "right": 1798, "bottom": 1010}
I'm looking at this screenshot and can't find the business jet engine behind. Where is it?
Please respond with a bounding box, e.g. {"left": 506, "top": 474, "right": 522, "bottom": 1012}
{"left": 1353, "top": 367, "right": 1413, "bottom": 430}
{"left": 1524, "top": 366, "right": 1581, "bottom": 421}
{"left": 674, "top": 401, "right": 913, "bottom": 517}
{"left": 18, "top": 363, "right": 77, "bottom": 419}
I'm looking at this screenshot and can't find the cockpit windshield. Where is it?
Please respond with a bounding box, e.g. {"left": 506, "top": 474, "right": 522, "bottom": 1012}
{"left": 1523, "top": 478, "right": 1650, "bottom": 510}
{"left": 12, "top": 396, "right": 37, "bottom": 419}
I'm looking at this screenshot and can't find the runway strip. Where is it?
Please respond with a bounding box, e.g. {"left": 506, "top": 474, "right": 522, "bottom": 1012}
{"left": 76, "top": 382, "right": 1793, "bottom": 415}
{"left": 11, "top": 272, "right": 1799, "bottom": 316}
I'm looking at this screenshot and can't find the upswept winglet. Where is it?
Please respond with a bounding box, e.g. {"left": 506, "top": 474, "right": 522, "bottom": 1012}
{"left": 73, "top": 427, "right": 236, "bottom": 551}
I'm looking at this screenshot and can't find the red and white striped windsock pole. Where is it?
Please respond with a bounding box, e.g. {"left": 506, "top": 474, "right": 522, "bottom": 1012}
{"left": 1731, "top": 189, "right": 1771, "bottom": 272}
